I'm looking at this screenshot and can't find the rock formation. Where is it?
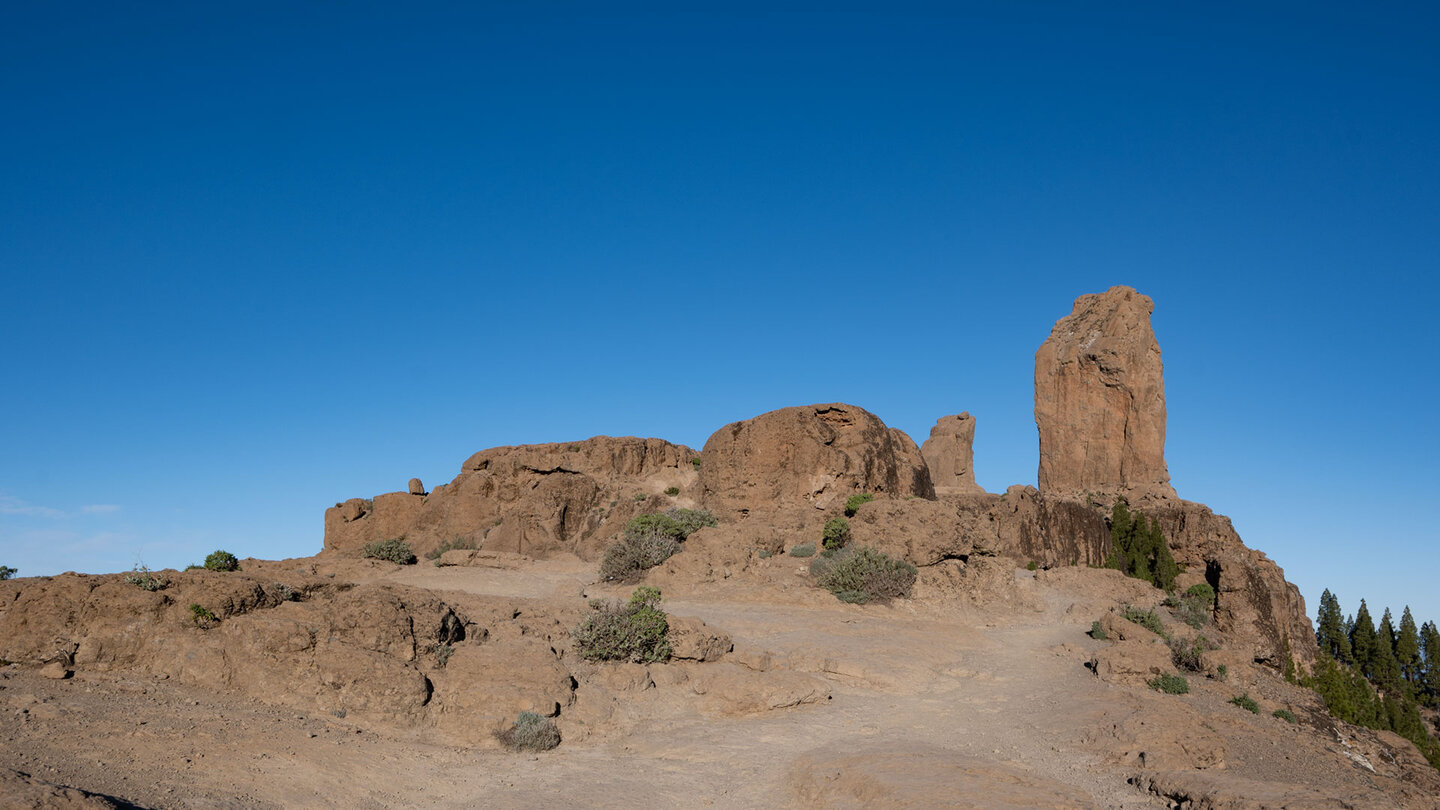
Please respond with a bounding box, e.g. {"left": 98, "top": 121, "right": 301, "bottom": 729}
{"left": 921, "top": 412, "right": 985, "bottom": 495}
{"left": 1034, "top": 285, "right": 1176, "bottom": 502}
{"left": 408, "top": 477, "right": 425, "bottom": 495}
{"left": 324, "top": 436, "right": 698, "bottom": 560}
{"left": 697, "top": 403, "right": 934, "bottom": 518}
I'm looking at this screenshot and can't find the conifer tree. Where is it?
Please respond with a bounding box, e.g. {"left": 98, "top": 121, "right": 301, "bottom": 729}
{"left": 1373, "top": 608, "right": 1404, "bottom": 696}
{"left": 1351, "top": 600, "right": 1378, "bottom": 680}
{"left": 1397, "top": 607, "right": 1422, "bottom": 687}
{"left": 1148, "top": 518, "right": 1179, "bottom": 591}
{"left": 1316, "top": 590, "right": 1353, "bottom": 663}
{"left": 1422, "top": 621, "right": 1440, "bottom": 708}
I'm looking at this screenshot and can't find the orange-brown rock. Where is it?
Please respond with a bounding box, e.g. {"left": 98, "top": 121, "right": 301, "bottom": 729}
{"left": 698, "top": 403, "right": 934, "bottom": 519}
{"left": 408, "top": 477, "right": 425, "bottom": 495}
{"left": 324, "top": 435, "right": 698, "bottom": 561}
{"left": 921, "top": 412, "right": 985, "bottom": 495}
{"left": 1034, "top": 286, "right": 1176, "bottom": 502}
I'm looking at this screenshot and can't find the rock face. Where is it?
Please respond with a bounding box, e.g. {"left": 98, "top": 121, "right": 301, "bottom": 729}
{"left": 324, "top": 436, "right": 698, "bottom": 560}
{"left": 1034, "top": 286, "right": 1176, "bottom": 502}
{"left": 698, "top": 403, "right": 935, "bottom": 518}
{"left": 920, "top": 413, "right": 985, "bottom": 495}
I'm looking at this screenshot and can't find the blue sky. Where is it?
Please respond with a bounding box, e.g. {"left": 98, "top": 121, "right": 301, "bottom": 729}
{"left": 2, "top": 4, "right": 1436, "bottom": 629}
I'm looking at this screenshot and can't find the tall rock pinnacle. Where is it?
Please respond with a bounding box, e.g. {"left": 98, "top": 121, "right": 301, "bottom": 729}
{"left": 921, "top": 413, "right": 985, "bottom": 496}
{"left": 1034, "top": 286, "right": 1176, "bottom": 501}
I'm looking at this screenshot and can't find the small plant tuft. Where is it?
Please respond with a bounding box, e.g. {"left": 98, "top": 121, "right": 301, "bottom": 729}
{"left": 204, "top": 550, "right": 240, "bottom": 572}
{"left": 189, "top": 604, "right": 217, "bottom": 629}
{"left": 495, "top": 711, "right": 561, "bottom": 752}
{"left": 125, "top": 565, "right": 168, "bottom": 591}
{"left": 1090, "top": 621, "right": 1109, "bottom": 640}
{"left": 1230, "top": 693, "right": 1260, "bottom": 714}
{"left": 1273, "top": 708, "right": 1297, "bottom": 723}
{"left": 1026, "top": 560, "right": 1039, "bottom": 571}
{"left": 272, "top": 583, "right": 300, "bottom": 602}
{"left": 1215, "top": 663, "right": 1228, "bottom": 681}
{"left": 691, "top": 458, "right": 701, "bottom": 470}
{"left": 1169, "top": 634, "right": 1215, "bottom": 673}
{"left": 363, "top": 538, "right": 417, "bottom": 565}
{"left": 431, "top": 643, "right": 454, "bottom": 668}
{"left": 424, "top": 537, "right": 477, "bottom": 561}
{"left": 757, "top": 549, "right": 772, "bottom": 559}
{"left": 789, "top": 543, "right": 816, "bottom": 558}
{"left": 572, "top": 587, "right": 672, "bottom": 663}
{"left": 821, "top": 517, "right": 851, "bottom": 551}
{"left": 664, "top": 486, "right": 680, "bottom": 496}
{"left": 1147, "top": 673, "right": 1190, "bottom": 694}
{"left": 600, "top": 531, "right": 679, "bottom": 583}
{"left": 844, "top": 493, "right": 875, "bottom": 517}
{"left": 809, "top": 546, "right": 917, "bottom": 604}
{"left": 1121, "top": 605, "right": 1165, "bottom": 636}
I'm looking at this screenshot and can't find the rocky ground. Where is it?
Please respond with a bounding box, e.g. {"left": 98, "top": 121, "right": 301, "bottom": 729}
{"left": 2, "top": 554, "right": 1436, "bottom": 809}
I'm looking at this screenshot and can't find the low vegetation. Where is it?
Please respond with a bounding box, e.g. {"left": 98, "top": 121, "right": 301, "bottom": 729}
{"left": 821, "top": 517, "right": 851, "bottom": 551}
{"left": 189, "top": 604, "right": 217, "bottom": 629}
{"left": 1165, "top": 582, "right": 1215, "bottom": 629}
{"left": 1105, "top": 499, "right": 1178, "bottom": 590}
{"left": 809, "top": 546, "right": 917, "bottom": 604}
{"left": 599, "top": 509, "right": 717, "bottom": 582}
{"left": 0, "top": 565, "right": 15, "bottom": 580}
{"left": 1147, "top": 673, "right": 1189, "bottom": 694}
{"left": 789, "top": 543, "right": 816, "bottom": 558}
{"left": 424, "top": 537, "right": 477, "bottom": 562}
{"left": 124, "top": 565, "right": 168, "bottom": 591}
{"left": 363, "top": 538, "right": 417, "bottom": 565}
{"left": 1089, "top": 621, "right": 1108, "bottom": 640}
{"left": 495, "top": 711, "right": 561, "bottom": 752}
{"left": 663, "top": 486, "right": 680, "bottom": 496}
{"left": 1121, "top": 605, "right": 1165, "bottom": 637}
{"left": 572, "top": 586, "right": 672, "bottom": 663}
{"left": 1273, "top": 708, "right": 1297, "bottom": 723}
{"left": 204, "top": 550, "right": 241, "bottom": 572}
{"left": 1169, "top": 634, "right": 1215, "bottom": 673}
{"left": 1230, "top": 693, "right": 1260, "bottom": 714}
{"left": 843, "top": 492, "right": 874, "bottom": 517}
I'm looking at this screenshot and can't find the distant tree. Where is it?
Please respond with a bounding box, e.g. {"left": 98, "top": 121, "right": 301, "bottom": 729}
{"left": 1351, "top": 600, "right": 1379, "bottom": 680}
{"left": 1105, "top": 499, "right": 1177, "bottom": 591}
{"left": 1317, "top": 590, "right": 1353, "bottom": 664}
{"left": 1373, "top": 608, "right": 1405, "bottom": 696}
{"left": 1422, "top": 621, "right": 1440, "bottom": 708}
{"left": 1397, "top": 607, "right": 1422, "bottom": 687}
{"left": 0, "top": 565, "right": 15, "bottom": 581}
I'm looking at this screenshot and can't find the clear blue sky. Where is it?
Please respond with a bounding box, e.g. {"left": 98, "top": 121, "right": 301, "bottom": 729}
{"left": 3, "top": 4, "right": 1436, "bottom": 629}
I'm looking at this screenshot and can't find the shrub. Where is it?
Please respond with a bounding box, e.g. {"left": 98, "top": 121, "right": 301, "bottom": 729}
{"left": 0, "top": 565, "right": 15, "bottom": 581}
{"left": 125, "top": 565, "right": 168, "bottom": 591}
{"left": 1121, "top": 605, "right": 1165, "bottom": 636}
{"left": 633, "top": 493, "right": 647, "bottom": 501}
{"left": 1273, "top": 708, "right": 1297, "bottom": 723}
{"left": 1148, "top": 673, "right": 1190, "bottom": 694}
{"left": 431, "top": 643, "right": 454, "bottom": 668}
{"left": 272, "top": 583, "right": 300, "bottom": 602}
{"left": 1105, "top": 499, "right": 1178, "bottom": 590}
{"left": 424, "top": 537, "right": 477, "bottom": 561}
{"left": 663, "top": 486, "right": 680, "bottom": 496}
{"left": 204, "top": 550, "right": 240, "bottom": 572}
{"left": 496, "top": 711, "right": 561, "bottom": 752}
{"left": 810, "top": 547, "right": 917, "bottom": 604}
{"left": 691, "top": 458, "right": 701, "bottom": 469}
{"left": 821, "top": 517, "right": 851, "bottom": 551}
{"left": 1216, "top": 664, "right": 1228, "bottom": 681}
{"left": 189, "top": 604, "right": 217, "bottom": 629}
{"left": 844, "top": 493, "right": 875, "bottom": 517}
{"left": 757, "top": 549, "right": 772, "bottom": 559}
{"left": 789, "top": 543, "right": 816, "bottom": 558}
{"left": 1026, "top": 560, "right": 1039, "bottom": 571}
{"left": 363, "top": 538, "right": 417, "bottom": 565}
{"left": 1230, "top": 694, "right": 1260, "bottom": 714}
{"left": 1169, "top": 634, "right": 1214, "bottom": 672}
{"left": 599, "top": 531, "right": 680, "bottom": 583}
{"left": 1090, "top": 621, "right": 1109, "bottom": 640}
{"left": 623, "top": 509, "right": 717, "bottom": 543}
{"left": 572, "top": 587, "right": 672, "bottom": 663}
{"left": 1165, "top": 583, "right": 1216, "bottom": 629}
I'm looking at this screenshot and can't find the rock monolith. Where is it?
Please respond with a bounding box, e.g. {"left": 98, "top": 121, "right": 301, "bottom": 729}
{"left": 921, "top": 413, "right": 985, "bottom": 496}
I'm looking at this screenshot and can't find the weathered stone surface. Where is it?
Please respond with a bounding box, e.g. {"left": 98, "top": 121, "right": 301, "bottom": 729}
{"left": 667, "top": 615, "right": 733, "bottom": 662}
{"left": 408, "top": 477, "right": 425, "bottom": 495}
{"left": 921, "top": 412, "right": 985, "bottom": 495}
{"left": 324, "top": 435, "right": 699, "bottom": 561}
{"left": 0, "top": 769, "right": 124, "bottom": 809}
{"left": 1035, "top": 286, "right": 1176, "bottom": 502}
{"left": 698, "top": 403, "right": 934, "bottom": 518}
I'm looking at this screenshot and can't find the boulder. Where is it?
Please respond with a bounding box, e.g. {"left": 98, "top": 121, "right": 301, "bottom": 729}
{"left": 1034, "top": 286, "right": 1176, "bottom": 502}
{"left": 921, "top": 412, "right": 985, "bottom": 495}
{"left": 698, "top": 403, "right": 934, "bottom": 519}
{"left": 408, "top": 478, "right": 425, "bottom": 495}
{"left": 324, "top": 435, "right": 699, "bottom": 561}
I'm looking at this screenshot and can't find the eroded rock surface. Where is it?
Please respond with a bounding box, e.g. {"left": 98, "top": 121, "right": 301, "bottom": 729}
{"left": 698, "top": 403, "right": 934, "bottom": 518}
{"left": 921, "top": 412, "right": 985, "bottom": 495}
{"left": 1034, "top": 285, "right": 1176, "bottom": 502}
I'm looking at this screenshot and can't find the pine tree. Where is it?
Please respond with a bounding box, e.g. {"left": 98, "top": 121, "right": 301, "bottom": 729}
{"left": 1396, "top": 607, "right": 1422, "bottom": 687}
{"left": 1422, "top": 621, "right": 1440, "bottom": 708}
{"left": 1351, "top": 600, "right": 1378, "bottom": 680}
{"left": 1148, "top": 518, "right": 1179, "bottom": 591}
{"left": 1105, "top": 500, "right": 1132, "bottom": 572}
{"left": 1373, "top": 608, "right": 1404, "bottom": 697}
{"left": 1104, "top": 499, "right": 1178, "bottom": 591}
{"left": 1316, "top": 590, "right": 1353, "bottom": 663}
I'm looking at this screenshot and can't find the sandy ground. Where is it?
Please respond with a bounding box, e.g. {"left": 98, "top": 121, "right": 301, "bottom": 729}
{"left": 0, "top": 558, "right": 1429, "bottom": 809}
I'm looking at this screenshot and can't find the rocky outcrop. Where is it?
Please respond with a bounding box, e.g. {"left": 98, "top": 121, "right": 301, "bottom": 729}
{"left": 920, "top": 413, "right": 985, "bottom": 495}
{"left": 698, "top": 403, "right": 934, "bottom": 518}
{"left": 1034, "top": 286, "right": 1176, "bottom": 502}
{"left": 324, "top": 436, "right": 698, "bottom": 560}
{"left": 408, "top": 478, "right": 425, "bottom": 495}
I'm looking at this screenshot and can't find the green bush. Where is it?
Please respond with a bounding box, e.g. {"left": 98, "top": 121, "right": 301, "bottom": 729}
{"left": 204, "top": 550, "right": 241, "bottom": 572}
{"left": 789, "top": 543, "right": 816, "bottom": 558}
{"left": 691, "top": 458, "right": 701, "bottom": 469}
{"left": 424, "top": 537, "right": 477, "bottom": 561}
{"left": 1121, "top": 605, "right": 1165, "bottom": 636}
{"left": 1185, "top": 582, "right": 1216, "bottom": 603}
{"left": 0, "top": 565, "right": 15, "bottom": 581}
{"left": 1230, "top": 693, "right": 1260, "bottom": 714}
{"left": 1216, "top": 664, "right": 1228, "bottom": 681}
{"left": 1148, "top": 673, "right": 1190, "bottom": 694}
{"left": 1165, "top": 583, "right": 1216, "bottom": 629}
{"left": 189, "top": 604, "right": 217, "bottom": 628}
{"left": 821, "top": 517, "right": 851, "bottom": 551}
{"left": 1273, "top": 708, "right": 1297, "bottom": 723}
{"left": 757, "top": 549, "right": 772, "bottom": 559}
{"left": 496, "top": 711, "right": 561, "bottom": 752}
{"left": 809, "top": 547, "right": 917, "bottom": 604}
{"left": 623, "top": 509, "right": 717, "bottom": 543}
{"left": 1090, "top": 621, "right": 1109, "bottom": 640}
{"left": 362, "top": 538, "right": 417, "bottom": 565}
{"left": 663, "top": 486, "right": 680, "bottom": 496}
{"left": 844, "top": 493, "right": 875, "bottom": 517}
{"left": 572, "top": 587, "right": 672, "bottom": 663}
{"left": 1169, "top": 634, "right": 1214, "bottom": 673}
{"left": 599, "top": 531, "right": 680, "bottom": 583}
{"left": 1026, "top": 560, "right": 1039, "bottom": 571}
{"left": 125, "top": 565, "right": 168, "bottom": 591}
{"left": 1105, "top": 499, "right": 1178, "bottom": 590}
